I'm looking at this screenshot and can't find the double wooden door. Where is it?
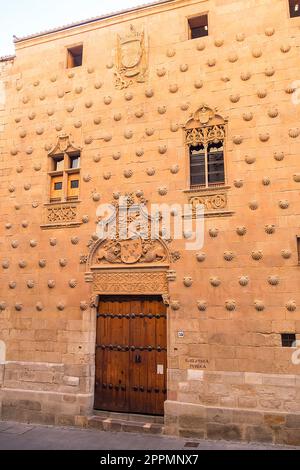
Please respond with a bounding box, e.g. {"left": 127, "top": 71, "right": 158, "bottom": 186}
{"left": 94, "top": 296, "right": 167, "bottom": 415}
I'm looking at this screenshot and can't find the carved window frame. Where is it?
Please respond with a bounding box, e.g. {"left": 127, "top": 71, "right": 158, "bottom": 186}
{"left": 183, "top": 104, "right": 228, "bottom": 191}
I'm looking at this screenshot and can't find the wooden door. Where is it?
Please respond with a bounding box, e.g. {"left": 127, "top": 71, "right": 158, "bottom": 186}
{"left": 95, "top": 296, "right": 167, "bottom": 415}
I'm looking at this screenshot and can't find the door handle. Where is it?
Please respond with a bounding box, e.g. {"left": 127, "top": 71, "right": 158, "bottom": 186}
{"left": 135, "top": 354, "right": 142, "bottom": 364}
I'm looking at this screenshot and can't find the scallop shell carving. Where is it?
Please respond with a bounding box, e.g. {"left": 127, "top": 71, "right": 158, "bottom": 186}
{"left": 230, "top": 94, "right": 240, "bottom": 103}
{"left": 170, "top": 123, "right": 179, "bottom": 132}
{"left": 268, "top": 108, "right": 278, "bottom": 118}
{"left": 80, "top": 301, "right": 89, "bottom": 311}
{"left": 259, "top": 133, "right": 270, "bottom": 142}
{"left": 11, "top": 240, "right": 19, "bottom": 248}
{"left": 59, "top": 258, "right": 68, "bottom": 267}
{"left": 39, "top": 259, "right": 46, "bottom": 268}
{"left": 289, "top": 128, "right": 300, "bottom": 138}
{"left": 194, "top": 80, "right": 203, "bottom": 89}
{"left": 49, "top": 238, "right": 57, "bottom": 246}
{"left": 228, "top": 52, "right": 238, "bottom": 63}
{"left": 0, "top": 302, "right": 7, "bottom": 311}
{"left": 180, "top": 63, "right": 188, "bottom": 72}
{"left": 236, "top": 226, "right": 247, "bottom": 236}
{"left": 286, "top": 301, "right": 297, "bottom": 312}
{"left": 241, "top": 71, "right": 251, "bottom": 81}
{"left": 146, "top": 167, "right": 155, "bottom": 176}
{"left": 252, "top": 47, "right": 262, "bottom": 58}
{"left": 214, "top": 38, "right": 224, "bottom": 47}
{"left": 26, "top": 146, "right": 34, "bottom": 155}
{"left": 233, "top": 136, "right": 243, "bottom": 145}
{"left": 93, "top": 154, "right": 101, "bottom": 163}
{"left": 169, "top": 84, "right": 178, "bottom": 93}
{"left": 84, "top": 136, "right": 93, "bottom": 145}
{"left": 2, "top": 260, "right": 9, "bottom": 269}
{"left": 170, "top": 301, "right": 180, "bottom": 311}
{"left": 158, "top": 187, "right": 168, "bottom": 196}
{"left": 236, "top": 33, "right": 245, "bottom": 42}
{"left": 157, "top": 106, "right": 166, "bottom": 114}
{"left": 145, "top": 128, "right": 154, "bottom": 136}
{"left": 293, "top": 174, "right": 300, "bottom": 182}
{"left": 135, "top": 109, "right": 144, "bottom": 118}
{"left": 197, "top": 301, "right": 207, "bottom": 312}
{"left": 36, "top": 302, "right": 43, "bottom": 312}
{"left": 74, "top": 121, "right": 82, "bottom": 128}
{"left": 265, "top": 66, "right": 275, "bottom": 77}
{"left": 196, "top": 42, "right": 206, "bottom": 51}
{"left": 224, "top": 251, "right": 235, "bottom": 262}
{"left": 145, "top": 88, "right": 154, "bottom": 98}
{"left": 27, "top": 280, "right": 35, "bottom": 289}
{"left": 94, "top": 81, "right": 103, "bottom": 89}
{"left": 48, "top": 280, "right": 55, "bottom": 289}
{"left": 262, "top": 177, "right": 271, "bottom": 186}
{"left": 285, "top": 85, "right": 296, "bottom": 94}
{"left": 239, "top": 276, "right": 249, "bottom": 286}
{"left": 24, "top": 183, "right": 31, "bottom": 191}
{"left": 252, "top": 250, "right": 263, "bottom": 261}
{"left": 104, "top": 96, "right": 112, "bottom": 105}
{"left": 36, "top": 126, "right": 44, "bottom": 135}
{"left": 9, "top": 282, "right": 16, "bottom": 289}
{"left": 279, "top": 200, "right": 289, "bottom": 209}
{"left": 15, "top": 303, "right": 23, "bottom": 312}
{"left": 265, "top": 27, "right": 275, "bottom": 36}
{"left": 210, "top": 277, "right": 221, "bottom": 287}
{"left": 114, "top": 113, "right": 122, "bottom": 121}
{"left": 8, "top": 185, "right": 15, "bottom": 193}
{"left": 34, "top": 164, "right": 41, "bottom": 172}
{"left": 83, "top": 174, "right": 91, "bottom": 183}
{"left": 265, "top": 224, "right": 275, "bottom": 234}
{"left": 245, "top": 155, "right": 256, "bottom": 164}
{"left": 57, "top": 90, "right": 65, "bottom": 99}
{"left": 30, "top": 240, "right": 37, "bottom": 247}
{"left": 19, "top": 260, "right": 27, "bottom": 269}
{"left": 209, "top": 228, "right": 219, "bottom": 238}
{"left": 249, "top": 199, "right": 259, "bottom": 210}
{"left": 157, "top": 67, "right": 166, "bottom": 77}
{"left": 124, "top": 92, "right": 133, "bottom": 101}
{"left": 207, "top": 58, "right": 216, "bottom": 67}
{"left": 196, "top": 253, "right": 206, "bottom": 262}
{"left": 136, "top": 149, "right": 144, "bottom": 157}
{"left": 124, "top": 130, "right": 133, "bottom": 139}
{"left": 183, "top": 277, "right": 193, "bottom": 287}
{"left": 71, "top": 237, "right": 79, "bottom": 245}
{"left": 158, "top": 145, "right": 167, "bottom": 154}
{"left": 19, "top": 129, "right": 27, "bottom": 138}
{"left": 57, "top": 302, "right": 65, "bottom": 311}
{"left": 268, "top": 275, "right": 279, "bottom": 286}
{"left": 234, "top": 180, "right": 244, "bottom": 188}
{"left": 257, "top": 89, "right": 267, "bottom": 98}
{"left": 281, "top": 249, "right": 291, "bottom": 259}
{"left": 170, "top": 164, "right": 179, "bottom": 174}
{"left": 274, "top": 152, "right": 284, "bottom": 161}
{"left": 254, "top": 300, "right": 265, "bottom": 312}
{"left": 94, "top": 117, "right": 101, "bottom": 125}
{"left": 225, "top": 300, "right": 236, "bottom": 311}
{"left": 69, "top": 279, "right": 77, "bottom": 288}
{"left": 166, "top": 48, "right": 176, "bottom": 57}
{"left": 103, "top": 172, "right": 112, "bottom": 180}
{"left": 124, "top": 169, "right": 133, "bottom": 179}
{"left": 103, "top": 133, "right": 112, "bottom": 142}
{"left": 280, "top": 44, "right": 291, "bottom": 53}
{"left": 82, "top": 215, "right": 89, "bottom": 224}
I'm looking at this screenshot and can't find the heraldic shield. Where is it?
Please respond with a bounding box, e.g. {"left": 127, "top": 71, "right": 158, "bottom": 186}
{"left": 120, "top": 237, "right": 143, "bottom": 264}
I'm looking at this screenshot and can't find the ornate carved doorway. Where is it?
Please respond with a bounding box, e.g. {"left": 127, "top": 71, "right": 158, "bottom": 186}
{"left": 94, "top": 295, "right": 167, "bottom": 415}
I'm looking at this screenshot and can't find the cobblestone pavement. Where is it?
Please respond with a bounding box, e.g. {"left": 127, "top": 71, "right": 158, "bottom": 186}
{"left": 0, "top": 421, "right": 297, "bottom": 450}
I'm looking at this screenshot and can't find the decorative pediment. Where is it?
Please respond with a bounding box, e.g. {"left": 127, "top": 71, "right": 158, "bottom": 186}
{"left": 48, "top": 133, "right": 81, "bottom": 156}
{"left": 184, "top": 104, "right": 227, "bottom": 130}
{"left": 86, "top": 191, "right": 170, "bottom": 269}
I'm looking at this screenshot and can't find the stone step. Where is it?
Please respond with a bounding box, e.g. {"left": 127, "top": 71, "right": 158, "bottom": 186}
{"left": 88, "top": 414, "right": 164, "bottom": 435}
{"left": 93, "top": 410, "right": 164, "bottom": 424}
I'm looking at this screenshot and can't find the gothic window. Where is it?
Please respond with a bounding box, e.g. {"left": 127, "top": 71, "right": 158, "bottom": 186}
{"left": 184, "top": 105, "right": 227, "bottom": 189}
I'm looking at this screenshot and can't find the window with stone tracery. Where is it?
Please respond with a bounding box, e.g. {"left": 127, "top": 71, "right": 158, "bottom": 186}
{"left": 184, "top": 105, "right": 227, "bottom": 189}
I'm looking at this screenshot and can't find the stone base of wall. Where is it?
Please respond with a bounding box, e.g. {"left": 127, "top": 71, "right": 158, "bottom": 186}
{"left": 164, "top": 401, "right": 300, "bottom": 446}
{"left": 0, "top": 362, "right": 93, "bottom": 427}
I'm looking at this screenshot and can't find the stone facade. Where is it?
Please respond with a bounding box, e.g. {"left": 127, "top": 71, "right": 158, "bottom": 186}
{"left": 0, "top": 0, "right": 300, "bottom": 445}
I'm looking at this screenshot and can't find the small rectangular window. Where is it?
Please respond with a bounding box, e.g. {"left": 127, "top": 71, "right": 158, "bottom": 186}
{"left": 281, "top": 333, "right": 296, "bottom": 347}
{"left": 54, "top": 182, "right": 63, "bottom": 191}
{"left": 50, "top": 176, "right": 63, "bottom": 201}
{"left": 53, "top": 156, "right": 64, "bottom": 171}
{"left": 67, "top": 174, "right": 80, "bottom": 199}
{"left": 69, "top": 154, "right": 81, "bottom": 169}
{"left": 188, "top": 15, "right": 208, "bottom": 39}
{"left": 297, "top": 236, "right": 300, "bottom": 264}
{"left": 289, "top": 1, "right": 300, "bottom": 17}
{"left": 67, "top": 45, "right": 83, "bottom": 68}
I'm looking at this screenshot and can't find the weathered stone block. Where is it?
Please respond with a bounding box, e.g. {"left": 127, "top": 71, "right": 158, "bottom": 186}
{"left": 207, "top": 423, "right": 242, "bottom": 441}
{"left": 245, "top": 426, "right": 274, "bottom": 444}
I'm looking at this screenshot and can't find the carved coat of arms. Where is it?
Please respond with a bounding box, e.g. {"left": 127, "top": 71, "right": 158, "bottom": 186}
{"left": 115, "top": 25, "right": 148, "bottom": 89}
{"left": 120, "top": 238, "right": 143, "bottom": 264}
